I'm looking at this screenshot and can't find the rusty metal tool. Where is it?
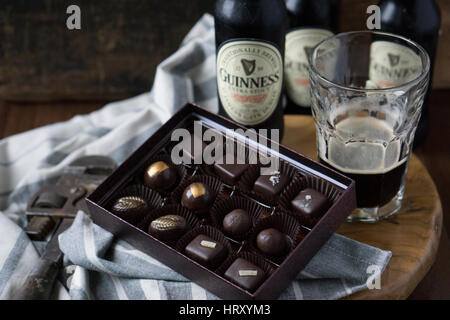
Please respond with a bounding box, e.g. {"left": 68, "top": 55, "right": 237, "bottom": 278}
{"left": 12, "top": 218, "right": 73, "bottom": 300}
{"left": 24, "top": 156, "right": 117, "bottom": 240}
{"left": 14, "top": 155, "right": 117, "bottom": 299}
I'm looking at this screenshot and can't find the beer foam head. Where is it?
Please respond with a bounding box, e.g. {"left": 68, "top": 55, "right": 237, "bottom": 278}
{"left": 329, "top": 94, "right": 405, "bottom": 130}
{"left": 320, "top": 117, "right": 405, "bottom": 174}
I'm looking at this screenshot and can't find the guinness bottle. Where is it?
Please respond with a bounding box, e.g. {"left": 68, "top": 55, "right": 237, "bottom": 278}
{"left": 284, "top": 0, "right": 339, "bottom": 115}
{"left": 215, "top": 0, "right": 287, "bottom": 138}
{"left": 376, "top": 0, "right": 441, "bottom": 147}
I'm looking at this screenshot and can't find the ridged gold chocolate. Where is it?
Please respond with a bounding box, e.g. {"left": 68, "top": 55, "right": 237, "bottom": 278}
{"left": 112, "top": 196, "right": 146, "bottom": 212}
{"left": 147, "top": 161, "right": 169, "bottom": 177}
{"left": 150, "top": 215, "right": 186, "bottom": 231}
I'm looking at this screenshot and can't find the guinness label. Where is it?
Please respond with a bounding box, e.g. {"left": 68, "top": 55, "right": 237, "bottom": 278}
{"left": 217, "top": 40, "right": 283, "bottom": 126}
{"left": 285, "top": 28, "right": 333, "bottom": 107}
{"left": 369, "top": 41, "right": 422, "bottom": 88}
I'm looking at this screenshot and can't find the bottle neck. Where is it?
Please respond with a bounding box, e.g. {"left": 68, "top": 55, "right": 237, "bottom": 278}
{"left": 285, "top": 0, "right": 304, "bottom": 13}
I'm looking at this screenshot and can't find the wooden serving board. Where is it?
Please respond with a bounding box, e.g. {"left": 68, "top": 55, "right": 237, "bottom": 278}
{"left": 282, "top": 115, "right": 443, "bottom": 300}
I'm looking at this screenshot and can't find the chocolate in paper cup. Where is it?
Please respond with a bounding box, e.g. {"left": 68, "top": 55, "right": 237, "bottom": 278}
{"left": 176, "top": 225, "right": 232, "bottom": 271}
{"left": 203, "top": 141, "right": 254, "bottom": 186}
{"left": 275, "top": 208, "right": 309, "bottom": 242}
{"left": 107, "top": 184, "right": 162, "bottom": 225}
{"left": 279, "top": 175, "right": 340, "bottom": 228}
{"left": 170, "top": 175, "right": 225, "bottom": 217}
{"left": 136, "top": 153, "right": 187, "bottom": 196}
{"left": 211, "top": 196, "right": 265, "bottom": 241}
{"left": 238, "top": 158, "right": 303, "bottom": 206}
{"left": 216, "top": 251, "right": 275, "bottom": 293}
{"left": 137, "top": 204, "right": 201, "bottom": 246}
{"left": 247, "top": 212, "right": 302, "bottom": 264}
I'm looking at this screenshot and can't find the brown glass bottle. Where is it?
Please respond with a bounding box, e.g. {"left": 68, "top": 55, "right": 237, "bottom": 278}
{"left": 284, "top": 0, "right": 340, "bottom": 115}
{"left": 378, "top": 0, "right": 441, "bottom": 147}
{"left": 215, "top": 0, "right": 287, "bottom": 139}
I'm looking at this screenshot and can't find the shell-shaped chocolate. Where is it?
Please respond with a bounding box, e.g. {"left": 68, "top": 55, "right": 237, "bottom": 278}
{"left": 148, "top": 214, "right": 188, "bottom": 242}
{"left": 112, "top": 196, "right": 147, "bottom": 213}
{"left": 150, "top": 215, "right": 186, "bottom": 231}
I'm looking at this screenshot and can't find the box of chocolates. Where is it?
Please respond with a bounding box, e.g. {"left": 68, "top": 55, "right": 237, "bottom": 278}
{"left": 85, "top": 103, "right": 356, "bottom": 300}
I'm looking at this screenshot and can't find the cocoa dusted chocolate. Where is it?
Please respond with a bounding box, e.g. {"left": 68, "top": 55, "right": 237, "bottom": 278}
{"left": 222, "top": 209, "right": 251, "bottom": 237}
{"left": 184, "top": 234, "right": 228, "bottom": 269}
{"left": 253, "top": 171, "right": 289, "bottom": 198}
{"left": 111, "top": 196, "right": 148, "bottom": 216}
{"left": 290, "top": 188, "right": 331, "bottom": 218}
{"left": 181, "top": 182, "right": 214, "bottom": 211}
{"left": 224, "top": 258, "right": 265, "bottom": 292}
{"left": 256, "top": 228, "right": 287, "bottom": 256}
{"left": 148, "top": 214, "right": 188, "bottom": 242}
{"left": 144, "top": 161, "right": 178, "bottom": 191}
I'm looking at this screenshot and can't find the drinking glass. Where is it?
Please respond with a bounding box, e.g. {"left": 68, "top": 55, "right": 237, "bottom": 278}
{"left": 308, "top": 31, "right": 430, "bottom": 222}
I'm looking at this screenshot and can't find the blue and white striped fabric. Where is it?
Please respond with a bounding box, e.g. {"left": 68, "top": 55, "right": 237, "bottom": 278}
{"left": 0, "top": 14, "right": 391, "bottom": 300}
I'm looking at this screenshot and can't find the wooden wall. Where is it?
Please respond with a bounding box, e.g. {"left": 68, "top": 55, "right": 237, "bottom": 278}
{"left": 0, "top": 0, "right": 216, "bottom": 101}
{"left": 0, "top": 0, "right": 448, "bottom": 102}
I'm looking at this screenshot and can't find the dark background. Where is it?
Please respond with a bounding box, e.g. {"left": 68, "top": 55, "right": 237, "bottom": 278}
{"left": 1, "top": 0, "right": 449, "bottom": 101}
{"left": 0, "top": 0, "right": 216, "bottom": 101}
{"left": 0, "top": 0, "right": 449, "bottom": 299}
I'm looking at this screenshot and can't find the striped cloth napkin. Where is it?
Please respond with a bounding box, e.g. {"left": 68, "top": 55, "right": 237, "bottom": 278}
{"left": 0, "top": 14, "right": 391, "bottom": 300}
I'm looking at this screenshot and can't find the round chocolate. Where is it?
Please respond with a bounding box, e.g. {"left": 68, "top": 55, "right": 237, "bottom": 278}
{"left": 111, "top": 196, "right": 148, "bottom": 216}
{"left": 148, "top": 214, "right": 188, "bottom": 242}
{"left": 222, "top": 209, "right": 251, "bottom": 237}
{"left": 181, "top": 182, "right": 214, "bottom": 211}
{"left": 144, "top": 161, "right": 177, "bottom": 191}
{"left": 256, "top": 228, "right": 287, "bottom": 256}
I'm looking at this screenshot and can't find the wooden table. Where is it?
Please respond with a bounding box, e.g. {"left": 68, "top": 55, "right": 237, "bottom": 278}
{"left": 0, "top": 101, "right": 447, "bottom": 299}
{"left": 282, "top": 115, "right": 443, "bottom": 300}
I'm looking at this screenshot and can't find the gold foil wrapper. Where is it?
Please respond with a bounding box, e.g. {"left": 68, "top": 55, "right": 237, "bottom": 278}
{"left": 200, "top": 240, "right": 217, "bottom": 248}
{"left": 238, "top": 270, "right": 258, "bottom": 277}
{"left": 189, "top": 182, "right": 206, "bottom": 198}
{"left": 147, "top": 161, "right": 169, "bottom": 177}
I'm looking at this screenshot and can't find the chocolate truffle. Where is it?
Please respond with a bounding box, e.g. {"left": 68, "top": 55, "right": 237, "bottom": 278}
{"left": 214, "top": 156, "right": 249, "bottom": 185}
{"left": 144, "top": 161, "right": 177, "bottom": 191}
{"left": 148, "top": 215, "right": 188, "bottom": 242}
{"left": 184, "top": 234, "right": 228, "bottom": 269}
{"left": 256, "top": 228, "right": 287, "bottom": 256}
{"left": 181, "top": 182, "right": 214, "bottom": 211}
{"left": 224, "top": 258, "right": 266, "bottom": 292}
{"left": 111, "top": 196, "right": 148, "bottom": 217}
{"left": 290, "top": 188, "right": 331, "bottom": 218}
{"left": 222, "top": 209, "right": 252, "bottom": 237}
{"left": 253, "top": 171, "right": 289, "bottom": 198}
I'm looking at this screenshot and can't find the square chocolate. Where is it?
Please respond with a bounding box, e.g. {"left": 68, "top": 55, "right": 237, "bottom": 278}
{"left": 253, "top": 171, "right": 289, "bottom": 198}
{"left": 214, "top": 156, "right": 249, "bottom": 185}
{"left": 184, "top": 234, "right": 228, "bottom": 269}
{"left": 290, "top": 188, "right": 331, "bottom": 218}
{"left": 224, "top": 258, "right": 265, "bottom": 292}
